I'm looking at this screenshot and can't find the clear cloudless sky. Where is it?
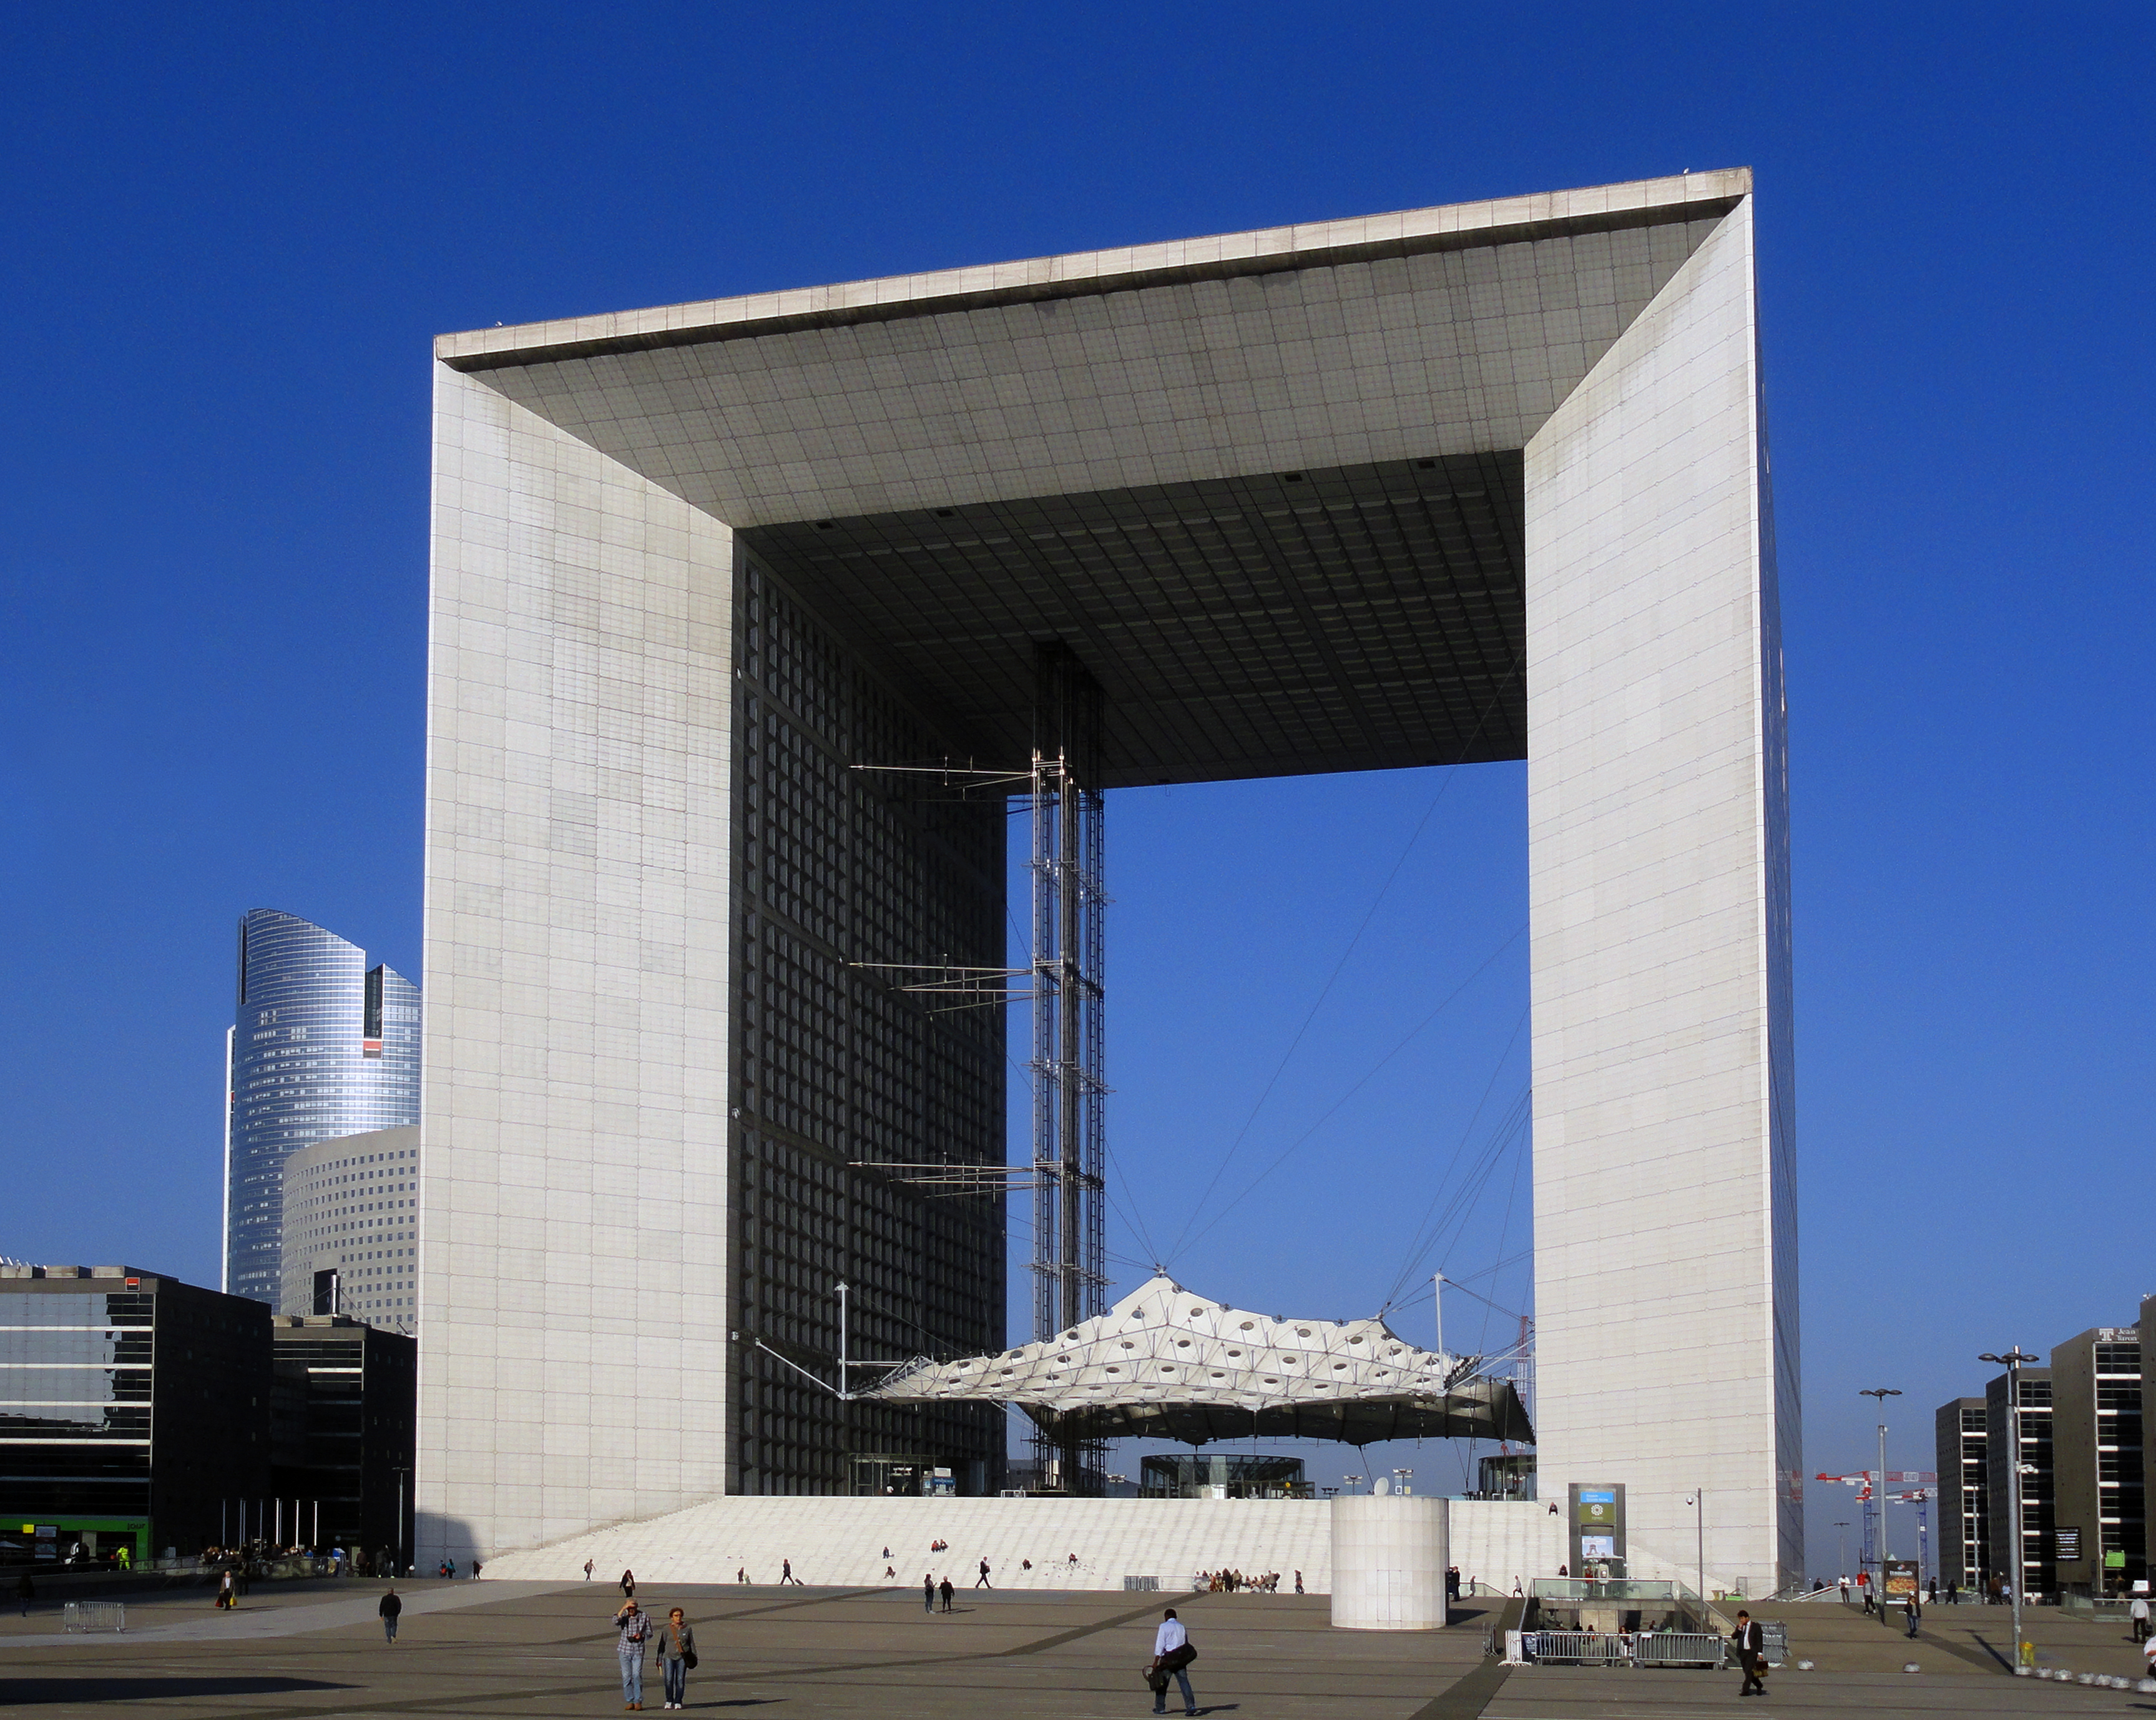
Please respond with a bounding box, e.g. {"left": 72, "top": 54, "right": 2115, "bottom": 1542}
{"left": 2, "top": 3, "right": 2149, "bottom": 1564}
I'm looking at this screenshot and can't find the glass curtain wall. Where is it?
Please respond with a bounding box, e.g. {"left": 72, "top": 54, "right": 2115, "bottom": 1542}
{"left": 227, "top": 910, "right": 419, "bottom": 1304}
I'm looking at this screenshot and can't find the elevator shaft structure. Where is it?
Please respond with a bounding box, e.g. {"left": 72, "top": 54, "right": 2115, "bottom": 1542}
{"left": 1029, "top": 645, "right": 1107, "bottom": 1487}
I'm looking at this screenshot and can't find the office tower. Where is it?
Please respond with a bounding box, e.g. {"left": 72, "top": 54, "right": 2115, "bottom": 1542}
{"left": 1988, "top": 1366, "right": 2056, "bottom": 1598}
{"left": 271, "top": 1314, "right": 417, "bottom": 1561}
{"left": 2048, "top": 1327, "right": 2145, "bottom": 1595}
{"left": 226, "top": 909, "right": 418, "bottom": 1304}
{"left": 0, "top": 1263, "right": 271, "bottom": 1562}
{"left": 1936, "top": 1395, "right": 1989, "bottom": 1590}
{"left": 278, "top": 1126, "right": 419, "bottom": 1334}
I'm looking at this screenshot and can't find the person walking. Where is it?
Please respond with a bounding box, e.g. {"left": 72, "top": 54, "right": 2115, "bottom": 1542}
{"left": 923, "top": 1573, "right": 936, "bottom": 1614}
{"left": 2132, "top": 1593, "right": 2151, "bottom": 1643}
{"left": 1905, "top": 1592, "right": 1922, "bottom": 1639}
{"left": 658, "top": 1606, "right": 697, "bottom": 1709}
{"left": 939, "top": 1575, "right": 955, "bottom": 1613}
{"left": 781, "top": 1558, "right": 800, "bottom": 1586}
{"left": 1732, "top": 1609, "right": 1766, "bottom": 1698}
{"left": 584, "top": 1558, "right": 595, "bottom": 1581}
{"left": 17, "top": 1571, "right": 34, "bottom": 1618}
{"left": 379, "top": 1585, "right": 402, "bottom": 1643}
{"left": 215, "top": 1569, "right": 236, "bottom": 1610}
{"left": 1148, "top": 1607, "right": 1197, "bottom": 1716}
{"left": 1295, "top": 1570, "right": 1304, "bottom": 1595}
{"left": 1946, "top": 1580, "right": 1959, "bottom": 1606}
{"left": 615, "top": 1596, "right": 655, "bottom": 1710}
{"left": 620, "top": 1568, "right": 637, "bottom": 1599}
{"left": 976, "top": 1558, "right": 992, "bottom": 1590}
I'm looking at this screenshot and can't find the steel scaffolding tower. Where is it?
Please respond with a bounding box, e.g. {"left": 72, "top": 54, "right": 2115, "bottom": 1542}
{"left": 845, "top": 643, "right": 1109, "bottom": 1493}
{"left": 1029, "top": 644, "right": 1107, "bottom": 1491}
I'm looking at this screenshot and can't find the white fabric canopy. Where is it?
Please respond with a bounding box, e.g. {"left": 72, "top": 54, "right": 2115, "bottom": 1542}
{"left": 863, "top": 1274, "right": 1532, "bottom": 1446}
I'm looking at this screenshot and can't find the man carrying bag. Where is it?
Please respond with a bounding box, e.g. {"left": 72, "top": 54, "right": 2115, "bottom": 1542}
{"left": 1731, "top": 1609, "right": 1766, "bottom": 1698}
{"left": 1147, "top": 1608, "right": 1198, "bottom": 1716}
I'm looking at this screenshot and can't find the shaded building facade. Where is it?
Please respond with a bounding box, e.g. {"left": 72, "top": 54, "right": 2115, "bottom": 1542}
{"left": 2049, "top": 1326, "right": 2144, "bottom": 1595}
{"left": 226, "top": 909, "right": 419, "bottom": 1305}
{"left": 1987, "top": 1367, "right": 2055, "bottom": 1599}
{"left": 270, "top": 1315, "right": 416, "bottom": 1564}
{"left": 0, "top": 1265, "right": 270, "bottom": 1561}
{"left": 1935, "top": 1395, "right": 1989, "bottom": 1591}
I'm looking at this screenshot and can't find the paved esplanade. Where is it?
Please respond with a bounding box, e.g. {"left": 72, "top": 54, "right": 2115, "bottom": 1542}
{"left": 421, "top": 169, "right": 1795, "bottom": 1589}
{"left": 3, "top": 1581, "right": 2145, "bottom": 1716}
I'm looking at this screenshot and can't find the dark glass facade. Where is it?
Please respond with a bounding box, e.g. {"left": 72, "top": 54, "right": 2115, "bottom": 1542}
{"left": 732, "top": 561, "right": 1006, "bottom": 1496}
{"left": 227, "top": 910, "right": 419, "bottom": 1305}
{"left": 0, "top": 1269, "right": 271, "bottom": 1559}
{"left": 270, "top": 1317, "right": 416, "bottom": 1561}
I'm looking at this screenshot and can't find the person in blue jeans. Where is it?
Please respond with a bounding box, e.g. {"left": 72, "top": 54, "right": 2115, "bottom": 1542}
{"left": 923, "top": 1573, "right": 935, "bottom": 1613}
{"left": 615, "top": 1598, "right": 655, "bottom": 1708}
{"left": 658, "top": 1608, "right": 696, "bottom": 1709}
{"left": 1150, "top": 1608, "right": 1197, "bottom": 1716}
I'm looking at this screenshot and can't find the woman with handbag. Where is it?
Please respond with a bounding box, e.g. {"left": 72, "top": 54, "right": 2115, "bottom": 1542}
{"left": 659, "top": 1607, "right": 698, "bottom": 1709}
{"left": 1147, "top": 1608, "right": 1197, "bottom": 1716}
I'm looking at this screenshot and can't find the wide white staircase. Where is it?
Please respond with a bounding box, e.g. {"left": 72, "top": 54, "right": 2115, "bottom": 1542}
{"left": 476, "top": 1495, "right": 1561, "bottom": 1596}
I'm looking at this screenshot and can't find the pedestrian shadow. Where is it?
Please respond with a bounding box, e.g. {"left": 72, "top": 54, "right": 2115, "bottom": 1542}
{"left": 2, "top": 1676, "right": 351, "bottom": 1704}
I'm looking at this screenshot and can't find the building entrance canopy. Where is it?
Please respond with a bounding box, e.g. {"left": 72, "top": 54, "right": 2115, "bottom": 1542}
{"left": 861, "top": 1275, "right": 1532, "bottom": 1447}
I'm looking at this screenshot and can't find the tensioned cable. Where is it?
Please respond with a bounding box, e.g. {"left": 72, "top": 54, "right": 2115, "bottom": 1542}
{"left": 1384, "top": 1085, "right": 1533, "bottom": 1312}
{"left": 1165, "top": 921, "right": 1526, "bottom": 1264}
{"left": 1384, "top": 1247, "right": 1531, "bottom": 1312}
{"left": 1379, "top": 1008, "right": 1531, "bottom": 1309}
{"left": 1474, "top": 1132, "right": 1532, "bottom": 1357}
{"left": 1160, "top": 651, "right": 1524, "bottom": 1264}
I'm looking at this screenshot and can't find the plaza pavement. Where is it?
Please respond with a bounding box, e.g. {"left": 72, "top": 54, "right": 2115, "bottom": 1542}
{"left": 1, "top": 1579, "right": 2152, "bottom": 1716}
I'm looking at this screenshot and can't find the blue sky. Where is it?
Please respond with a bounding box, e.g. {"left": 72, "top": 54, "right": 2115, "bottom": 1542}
{"left": 2, "top": 4, "right": 2149, "bottom": 1563}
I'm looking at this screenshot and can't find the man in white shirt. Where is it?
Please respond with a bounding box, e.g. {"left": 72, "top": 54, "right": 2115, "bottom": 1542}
{"left": 2132, "top": 1593, "right": 2151, "bottom": 1643}
{"left": 1150, "top": 1608, "right": 1196, "bottom": 1716}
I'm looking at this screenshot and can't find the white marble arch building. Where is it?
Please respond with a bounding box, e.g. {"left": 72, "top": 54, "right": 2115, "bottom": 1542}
{"left": 419, "top": 169, "right": 1798, "bottom": 1593}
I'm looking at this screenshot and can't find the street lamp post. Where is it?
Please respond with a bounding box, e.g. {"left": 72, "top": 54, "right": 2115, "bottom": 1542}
{"left": 1684, "top": 1490, "right": 1705, "bottom": 1603}
{"left": 1981, "top": 1349, "right": 2038, "bottom": 1671}
{"left": 1860, "top": 1388, "right": 1903, "bottom": 1600}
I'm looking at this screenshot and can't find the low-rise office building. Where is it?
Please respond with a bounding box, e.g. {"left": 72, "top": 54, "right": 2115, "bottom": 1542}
{"left": 1935, "top": 1396, "right": 1989, "bottom": 1591}
{"left": 2049, "top": 1326, "right": 2145, "bottom": 1595}
{"left": 1987, "top": 1366, "right": 2055, "bottom": 1599}
{"left": 270, "top": 1316, "right": 416, "bottom": 1563}
{"left": 0, "top": 1265, "right": 270, "bottom": 1563}
{"left": 277, "top": 1126, "right": 418, "bottom": 1335}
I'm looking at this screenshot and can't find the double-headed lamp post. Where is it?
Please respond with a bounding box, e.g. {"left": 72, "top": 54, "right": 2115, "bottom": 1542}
{"left": 1981, "top": 1349, "right": 2038, "bottom": 1669}
{"left": 1860, "top": 1388, "right": 1902, "bottom": 1594}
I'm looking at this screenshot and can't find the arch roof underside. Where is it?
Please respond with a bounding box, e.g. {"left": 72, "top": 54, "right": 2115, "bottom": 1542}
{"left": 456, "top": 184, "right": 1737, "bottom": 786}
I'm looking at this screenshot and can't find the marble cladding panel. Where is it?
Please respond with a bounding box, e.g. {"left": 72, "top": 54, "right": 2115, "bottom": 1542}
{"left": 420, "top": 362, "right": 737, "bottom": 1560}
{"left": 1524, "top": 198, "right": 1796, "bottom": 1597}
{"left": 481, "top": 220, "right": 1729, "bottom": 529}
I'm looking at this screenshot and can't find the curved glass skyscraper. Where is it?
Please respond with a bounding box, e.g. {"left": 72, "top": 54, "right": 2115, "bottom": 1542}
{"left": 224, "top": 909, "right": 419, "bottom": 1304}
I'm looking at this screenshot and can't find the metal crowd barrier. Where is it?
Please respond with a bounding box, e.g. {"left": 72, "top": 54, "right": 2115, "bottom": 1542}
{"left": 1524, "top": 1631, "right": 1629, "bottom": 1665}
{"left": 62, "top": 1602, "right": 125, "bottom": 1633}
{"left": 1634, "top": 1631, "right": 1725, "bottom": 1668}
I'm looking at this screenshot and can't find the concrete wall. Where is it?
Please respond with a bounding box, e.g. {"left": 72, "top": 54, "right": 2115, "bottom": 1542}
{"left": 471, "top": 1494, "right": 1565, "bottom": 1598}
{"left": 419, "top": 365, "right": 737, "bottom": 1560}
{"left": 1524, "top": 197, "right": 1798, "bottom": 1596}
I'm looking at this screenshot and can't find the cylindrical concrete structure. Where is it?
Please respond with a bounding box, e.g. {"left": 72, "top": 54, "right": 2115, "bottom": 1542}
{"left": 1330, "top": 1495, "right": 1449, "bottom": 1629}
